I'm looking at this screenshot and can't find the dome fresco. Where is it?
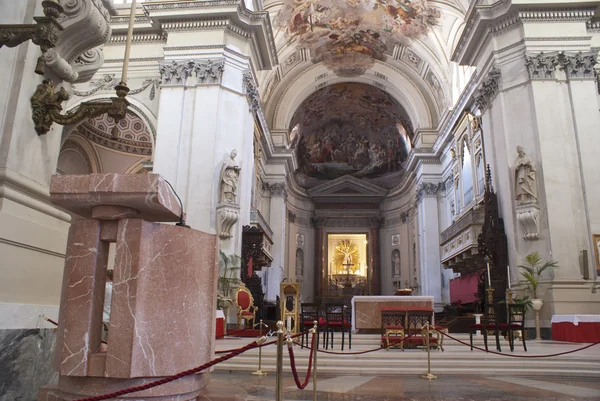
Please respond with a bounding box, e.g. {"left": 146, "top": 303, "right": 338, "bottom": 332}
{"left": 275, "top": 0, "right": 440, "bottom": 76}
{"left": 291, "top": 83, "right": 412, "bottom": 182}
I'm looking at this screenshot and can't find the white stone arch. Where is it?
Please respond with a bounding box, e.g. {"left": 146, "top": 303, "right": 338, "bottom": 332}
{"left": 270, "top": 61, "right": 434, "bottom": 134}
{"left": 58, "top": 133, "right": 103, "bottom": 174}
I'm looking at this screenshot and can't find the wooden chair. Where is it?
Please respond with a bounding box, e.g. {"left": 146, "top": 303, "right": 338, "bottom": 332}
{"left": 300, "top": 302, "right": 323, "bottom": 348}
{"left": 324, "top": 303, "right": 352, "bottom": 351}
{"left": 469, "top": 304, "right": 501, "bottom": 352}
{"left": 235, "top": 283, "right": 257, "bottom": 329}
{"left": 498, "top": 304, "right": 527, "bottom": 352}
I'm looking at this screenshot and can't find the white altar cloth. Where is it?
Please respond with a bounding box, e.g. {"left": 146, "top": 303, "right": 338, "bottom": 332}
{"left": 551, "top": 315, "right": 600, "bottom": 326}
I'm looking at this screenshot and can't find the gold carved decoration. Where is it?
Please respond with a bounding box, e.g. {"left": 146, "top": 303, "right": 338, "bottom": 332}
{"left": 31, "top": 80, "right": 130, "bottom": 136}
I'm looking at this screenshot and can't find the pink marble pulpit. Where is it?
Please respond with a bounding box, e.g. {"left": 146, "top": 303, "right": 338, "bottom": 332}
{"left": 39, "top": 174, "right": 218, "bottom": 401}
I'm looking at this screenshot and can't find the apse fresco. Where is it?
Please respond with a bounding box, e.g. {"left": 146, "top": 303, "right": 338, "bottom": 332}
{"left": 291, "top": 83, "right": 412, "bottom": 181}
{"left": 275, "top": 0, "right": 440, "bottom": 76}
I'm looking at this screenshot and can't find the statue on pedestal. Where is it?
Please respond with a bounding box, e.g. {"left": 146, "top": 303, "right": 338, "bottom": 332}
{"left": 514, "top": 146, "right": 540, "bottom": 240}
{"left": 514, "top": 146, "right": 537, "bottom": 204}
{"left": 217, "top": 150, "right": 241, "bottom": 239}
{"left": 220, "top": 150, "right": 241, "bottom": 204}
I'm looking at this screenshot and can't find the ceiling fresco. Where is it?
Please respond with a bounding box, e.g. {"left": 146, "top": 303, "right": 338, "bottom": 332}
{"left": 291, "top": 83, "right": 412, "bottom": 184}
{"left": 275, "top": 0, "right": 441, "bottom": 76}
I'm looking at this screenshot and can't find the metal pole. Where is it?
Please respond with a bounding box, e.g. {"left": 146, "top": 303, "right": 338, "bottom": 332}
{"left": 120, "top": 0, "right": 136, "bottom": 85}
{"left": 276, "top": 320, "right": 284, "bottom": 401}
{"left": 420, "top": 322, "right": 437, "bottom": 380}
{"left": 312, "top": 320, "right": 318, "bottom": 401}
{"left": 252, "top": 319, "right": 267, "bottom": 376}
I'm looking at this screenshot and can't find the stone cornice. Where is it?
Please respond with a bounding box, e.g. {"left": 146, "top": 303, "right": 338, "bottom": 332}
{"left": 453, "top": 2, "right": 597, "bottom": 66}
{"left": 142, "top": 0, "right": 277, "bottom": 70}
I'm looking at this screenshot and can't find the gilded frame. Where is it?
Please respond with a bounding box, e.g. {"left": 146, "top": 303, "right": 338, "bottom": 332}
{"left": 593, "top": 234, "right": 600, "bottom": 272}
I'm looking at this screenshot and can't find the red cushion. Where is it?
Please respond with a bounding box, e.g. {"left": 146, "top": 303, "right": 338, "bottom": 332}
{"left": 327, "top": 321, "right": 351, "bottom": 328}
{"left": 240, "top": 311, "right": 254, "bottom": 316}
{"left": 237, "top": 291, "right": 250, "bottom": 309}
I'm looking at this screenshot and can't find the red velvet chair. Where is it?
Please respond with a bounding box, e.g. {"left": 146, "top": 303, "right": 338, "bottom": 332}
{"left": 469, "top": 305, "right": 501, "bottom": 352}
{"left": 235, "top": 283, "right": 257, "bottom": 329}
{"left": 324, "top": 304, "right": 352, "bottom": 351}
{"left": 300, "top": 303, "right": 326, "bottom": 348}
{"left": 498, "top": 304, "right": 527, "bottom": 352}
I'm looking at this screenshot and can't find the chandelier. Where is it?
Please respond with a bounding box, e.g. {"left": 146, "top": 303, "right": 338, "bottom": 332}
{"left": 275, "top": 0, "right": 441, "bottom": 76}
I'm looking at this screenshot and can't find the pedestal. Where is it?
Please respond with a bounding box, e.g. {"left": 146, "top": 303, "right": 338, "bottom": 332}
{"left": 38, "top": 174, "right": 218, "bottom": 400}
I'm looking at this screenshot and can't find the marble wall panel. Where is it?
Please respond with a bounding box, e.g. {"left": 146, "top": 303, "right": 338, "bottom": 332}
{"left": 0, "top": 329, "right": 57, "bottom": 401}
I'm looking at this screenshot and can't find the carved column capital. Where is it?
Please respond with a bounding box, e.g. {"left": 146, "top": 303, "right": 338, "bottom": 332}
{"left": 287, "top": 209, "right": 296, "bottom": 223}
{"left": 415, "top": 182, "right": 442, "bottom": 204}
{"left": 310, "top": 216, "right": 327, "bottom": 228}
{"left": 368, "top": 216, "right": 384, "bottom": 229}
{"left": 243, "top": 71, "right": 261, "bottom": 111}
{"left": 472, "top": 67, "right": 501, "bottom": 113}
{"left": 159, "top": 60, "right": 225, "bottom": 86}
{"left": 268, "top": 182, "right": 287, "bottom": 198}
{"left": 525, "top": 52, "right": 560, "bottom": 80}
{"left": 559, "top": 51, "right": 598, "bottom": 80}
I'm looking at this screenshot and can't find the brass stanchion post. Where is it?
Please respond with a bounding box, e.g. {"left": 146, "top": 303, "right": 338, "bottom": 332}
{"left": 252, "top": 319, "right": 267, "bottom": 376}
{"left": 276, "top": 320, "right": 284, "bottom": 401}
{"left": 420, "top": 322, "right": 437, "bottom": 380}
{"left": 312, "top": 320, "right": 318, "bottom": 401}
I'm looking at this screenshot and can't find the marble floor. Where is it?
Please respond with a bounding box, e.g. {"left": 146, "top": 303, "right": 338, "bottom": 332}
{"left": 201, "top": 372, "right": 600, "bottom": 401}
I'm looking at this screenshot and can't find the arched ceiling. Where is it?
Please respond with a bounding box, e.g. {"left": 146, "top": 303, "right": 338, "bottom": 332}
{"left": 292, "top": 82, "right": 412, "bottom": 187}
{"left": 274, "top": 0, "right": 441, "bottom": 77}
{"left": 261, "top": 0, "right": 470, "bottom": 137}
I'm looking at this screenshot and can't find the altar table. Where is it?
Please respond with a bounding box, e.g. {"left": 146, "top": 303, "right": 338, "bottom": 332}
{"left": 551, "top": 315, "right": 600, "bottom": 343}
{"left": 351, "top": 296, "right": 435, "bottom": 332}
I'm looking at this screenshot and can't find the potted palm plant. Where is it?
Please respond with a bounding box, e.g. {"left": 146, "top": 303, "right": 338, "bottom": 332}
{"left": 518, "top": 252, "right": 558, "bottom": 339}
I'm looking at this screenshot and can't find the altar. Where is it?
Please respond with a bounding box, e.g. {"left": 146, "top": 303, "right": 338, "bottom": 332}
{"left": 351, "top": 296, "right": 435, "bottom": 332}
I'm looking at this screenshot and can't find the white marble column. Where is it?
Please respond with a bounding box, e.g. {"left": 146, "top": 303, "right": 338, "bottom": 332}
{"left": 416, "top": 182, "right": 443, "bottom": 307}
{"left": 153, "top": 54, "right": 256, "bottom": 257}
{"left": 264, "top": 182, "right": 287, "bottom": 300}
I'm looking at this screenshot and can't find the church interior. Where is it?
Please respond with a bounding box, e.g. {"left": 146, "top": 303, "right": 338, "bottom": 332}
{"left": 1, "top": 0, "right": 600, "bottom": 400}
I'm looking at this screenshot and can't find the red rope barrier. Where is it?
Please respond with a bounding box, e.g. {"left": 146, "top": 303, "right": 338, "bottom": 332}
{"left": 73, "top": 338, "right": 272, "bottom": 401}
{"left": 440, "top": 331, "right": 600, "bottom": 358}
{"left": 288, "top": 331, "right": 315, "bottom": 389}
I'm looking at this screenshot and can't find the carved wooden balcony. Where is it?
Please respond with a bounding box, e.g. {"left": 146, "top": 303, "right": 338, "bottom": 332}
{"left": 440, "top": 208, "right": 484, "bottom": 274}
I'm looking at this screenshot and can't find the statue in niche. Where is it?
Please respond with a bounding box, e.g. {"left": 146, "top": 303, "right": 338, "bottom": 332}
{"left": 295, "top": 249, "right": 304, "bottom": 279}
{"left": 514, "top": 146, "right": 537, "bottom": 204}
{"left": 392, "top": 250, "right": 401, "bottom": 277}
{"left": 219, "top": 149, "right": 241, "bottom": 203}
{"left": 343, "top": 249, "right": 353, "bottom": 266}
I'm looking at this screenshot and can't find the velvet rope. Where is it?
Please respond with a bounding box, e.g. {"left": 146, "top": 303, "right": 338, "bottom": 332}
{"left": 73, "top": 338, "right": 271, "bottom": 401}
{"left": 440, "top": 331, "right": 600, "bottom": 358}
{"left": 296, "top": 330, "right": 419, "bottom": 356}
{"left": 288, "top": 331, "right": 315, "bottom": 389}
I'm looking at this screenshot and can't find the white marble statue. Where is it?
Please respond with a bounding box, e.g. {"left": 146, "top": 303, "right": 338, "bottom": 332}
{"left": 392, "top": 252, "right": 401, "bottom": 277}
{"left": 514, "top": 146, "right": 537, "bottom": 204}
{"left": 220, "top": 150, "right": 241, "bottom": 203}
{"left": 295, "top": 251, "right": 303, "bottom": 278}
